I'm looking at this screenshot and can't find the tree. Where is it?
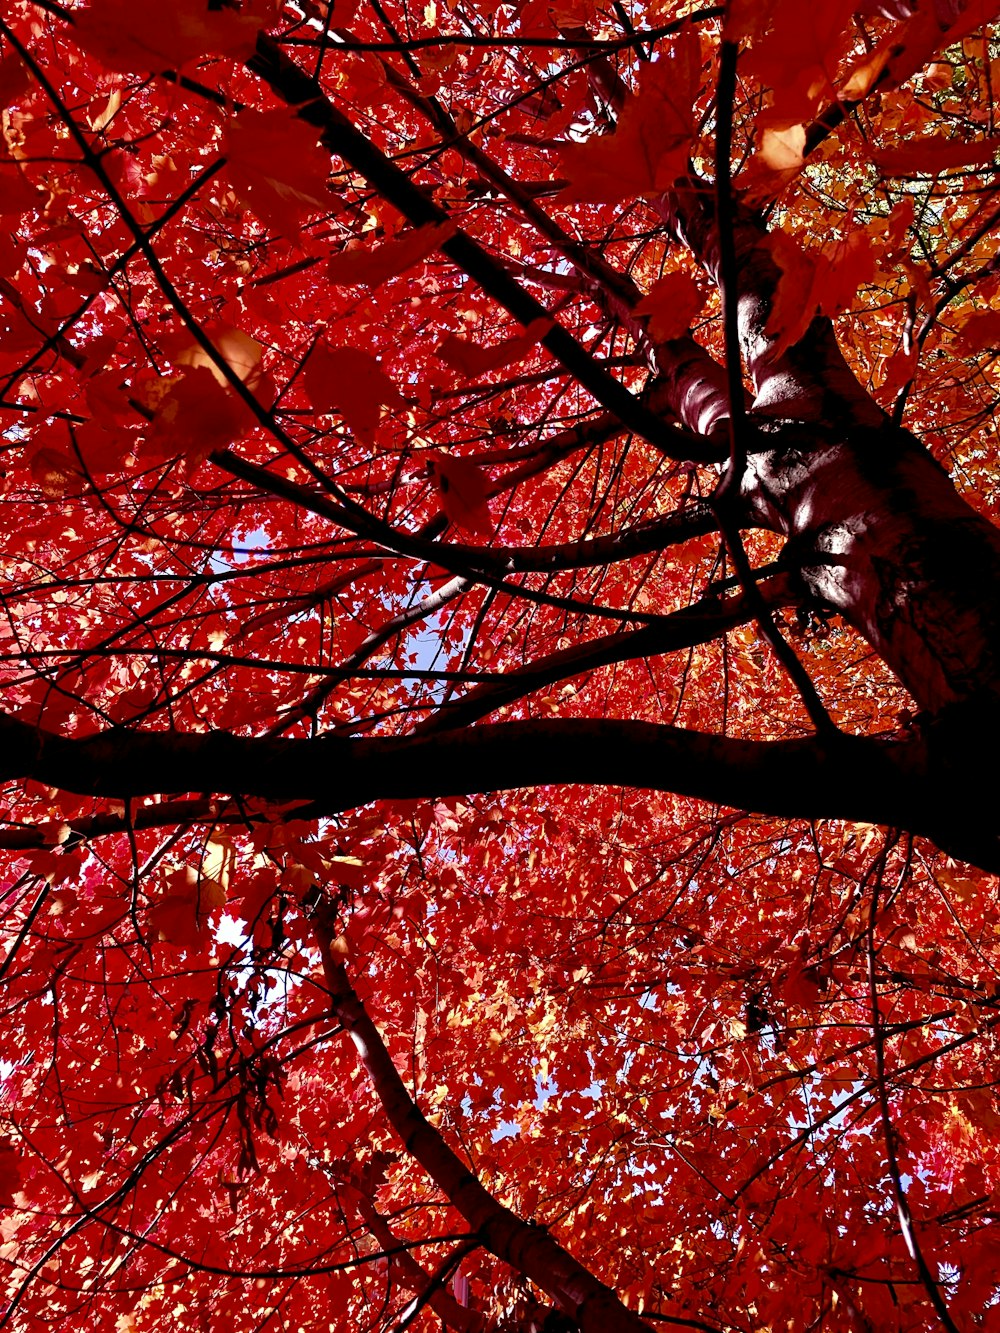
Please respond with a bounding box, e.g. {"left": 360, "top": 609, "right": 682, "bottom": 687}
{"left": 0, "top": 0, "right": 998, "bottom": 1327}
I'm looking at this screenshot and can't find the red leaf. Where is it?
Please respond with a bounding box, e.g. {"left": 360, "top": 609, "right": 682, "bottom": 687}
{"left": 814, "top": 231, "right": 876, "bottom": 315}
{"left": 884, "top": 0, "right": 997, "bottom": 90}
{"left": 634, "top": 273, "right": 706, "bottom": 342}
{"left": 427, "top": 451, "right": 494, "bottom": 537}
{"left": 763, "top": 229, "right": 874, "bottom": 359}
{"left": 0, "top": 163, "right": 44, "bottom": 216}
{"left": 142, "top": 367, "right": 253, "bottom": 461}
{"left": 0, "top": 1144, "right": 22, "bottom": 1207}
{"left": 304, "top": 343, "right": 404, "bottom": 444}
{"left": 435, "top": 318, "right": 552, "bottom": 379}
{"left": 74, "top": 0, "right": 270, "bottom": 73}
{"left": 327, "top": 222, "right": 457, "bottom": 289}
{"left": 85, "top": 372, "right": 143, "bottom": 430}
{"left": 29, "top": 446, "right": 84, "bottom": 498}
{"left": 741, "top": 0, "right": 855, "bottom": 125}
{"left": 560, "top": 31, "right": 698, "bottom": 202}
{"left": 875, "top": 135, "right": 1000, "bottom": 177}
{"left": 149, "top": 866, "right": 226, "bottom": 948}
{"left": 223, "top": 108, "right": 331, "bottom": 235}
{"left": 0, "top": 53, "right": 32, "bottom": 107}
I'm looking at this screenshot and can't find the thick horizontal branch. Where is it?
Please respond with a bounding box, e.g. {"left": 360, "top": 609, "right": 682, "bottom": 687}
{"left": 0, "top": 711, "right": 993, "bottom": 870}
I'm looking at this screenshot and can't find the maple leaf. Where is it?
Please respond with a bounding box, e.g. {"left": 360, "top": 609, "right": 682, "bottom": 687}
{"left": 435, "top": 318, "right": 552, "bottom": 379}
{"left": 327, "top": 222, "right": 457, "bottom": 289}
{"left": 172, "top": 324, "right": 265, "bottom": 392}
{"left": 954, "top": 311, "right": 1000, "bottom": 355}
{"left": 560, "top": 31, "right": 698, "bottom": 202}
{"left": 0, "top": 163, "right": 45, "bottom": 216}
{"left": 141, "top": 367, "right": 253, "bottom": 460}
{"left": 0, "top": 1144, "right": 22, "bottom": 1206}
{"left": 763, "top": 229, "right": 875, "bottom": 360}
{"left": 426, "top": 451, "right": 494, "bottom": 537}
{"left": 875, "top": 135, "right": 1000, "bottom": 177}
{"left": 85, "top": 372, "right": 144, "bottom": 430}
{"left": 743, "top": 125, "right": 809, "bottom": 198}
{"left": 741, "top": 0, "right": 856, "bottom": 125}
{"left": 304, "top": 342, "right": 404, "bottom": 443}
{"left": 224, "top": 108, "right": 332, "bottom": 236}
{"left": 634, "top": 273, "right": 705, "bottom": 343}
{"left": 134, "top": 325, "right": 272, "bottom": 459}
{"left": 0, "top": 52, "right": 31, "bottom": 106}
{"left": 149, "top": 866, "right": 227, "bottom": 948}
{"left": 29, "top": 446, "right": 83, "bottom": 498}
{"left": 74, "top": 0, "right": 270, "bottom": 73}
{"left": 884, "top": 0, "right": 998, "bottom": 88}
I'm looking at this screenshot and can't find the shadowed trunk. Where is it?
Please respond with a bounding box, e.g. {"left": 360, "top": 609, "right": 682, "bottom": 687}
{"left": 663, "top": 182, "right": 1000, "bottom": 724}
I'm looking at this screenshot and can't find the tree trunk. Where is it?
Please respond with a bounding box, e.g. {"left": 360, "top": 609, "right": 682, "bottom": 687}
{"left": 662, "top": 182, "right": 1000, "bottom": 725}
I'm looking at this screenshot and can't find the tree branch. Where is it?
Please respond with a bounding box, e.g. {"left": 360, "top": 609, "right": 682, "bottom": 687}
{"left": 0, "top": 710, "right": 993, "bottom": 868}
{"left": 308, "top": 911, "right": 688, "bottom": 1332}
{"left": 414, "top": 581, "right": 781, "bottom": 734}
{"left": 245, "top": 33, "right": 716, "bottom": 463}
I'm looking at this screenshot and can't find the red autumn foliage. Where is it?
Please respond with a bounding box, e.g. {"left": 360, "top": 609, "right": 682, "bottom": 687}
{"left": 0, "top": 2, "right": 998, "bottom": 1331}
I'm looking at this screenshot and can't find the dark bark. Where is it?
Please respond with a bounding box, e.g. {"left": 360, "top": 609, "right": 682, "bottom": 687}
{"left": 663, "top": 183, "right": 1000, "bottom": 719}
{"left": 1, "top": 711, "right": 997, "bottom": 870}
{"left": 311, "top": 920, "right": 665, "bottom": 1333}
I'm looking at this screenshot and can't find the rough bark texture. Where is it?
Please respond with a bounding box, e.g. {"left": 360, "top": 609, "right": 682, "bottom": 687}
{"left": 662, "top": 183, "right": 1000, "bottom": 721}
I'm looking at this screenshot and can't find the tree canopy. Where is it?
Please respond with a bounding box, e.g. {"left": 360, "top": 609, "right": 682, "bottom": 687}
{"left": 0, "top": 0, "right": 998, "bottom": 1329}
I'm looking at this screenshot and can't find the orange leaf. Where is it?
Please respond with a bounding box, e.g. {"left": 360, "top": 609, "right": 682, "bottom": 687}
{"left": 885, "top": 196, "right": 915, "bottom": 252}
{"left": 757, "top": 124, "right": 808, "bottom": 174}
{"left": 954, "top": 312, "right": 1000, "bottom": 355}
{"left": 742, "top": 124, "right": 810, "bottom": 201}
{"left": 427, "top": 452, "right": 494, "bottom": 537}
{"left": 304, "top": 343, "right": 404, "bottom": 444}
{"left": 560, "top": 31, "right": 697, "bottom": 202}
{"left": 875, "top": 135, "right": 1000, "bottom": 177}
{"left": 839, "top": 43, "right": 893, "bottom": 101}
{"left": 884, "top": 0, "right": 996, "bottom": 91}
{"left": 327, "top": 222, "right": 457, "bottom": 289}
